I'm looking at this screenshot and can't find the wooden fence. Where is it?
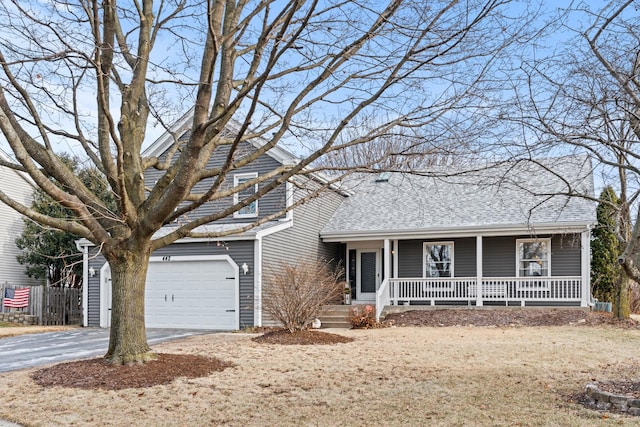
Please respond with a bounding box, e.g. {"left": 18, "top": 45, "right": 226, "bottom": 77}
{"left": 0, "top": 282, "right": 82, "bottom": 325}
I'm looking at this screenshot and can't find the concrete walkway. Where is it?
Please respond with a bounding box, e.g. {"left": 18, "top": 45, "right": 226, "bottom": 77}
{"left": 0, "top": 327, "right": 211, "bottom": 373}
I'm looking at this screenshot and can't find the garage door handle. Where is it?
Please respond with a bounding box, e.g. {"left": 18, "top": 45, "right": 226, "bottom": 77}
{"left": 226, "top": 309, "right": 236, "bottom": 312}
{"left": 226, "top": 277, "right": 235, "bottom": 280}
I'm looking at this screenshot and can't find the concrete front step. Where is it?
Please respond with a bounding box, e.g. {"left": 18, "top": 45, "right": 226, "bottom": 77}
{"left": 317, "top": 304, "right": 363, "bottom": 329}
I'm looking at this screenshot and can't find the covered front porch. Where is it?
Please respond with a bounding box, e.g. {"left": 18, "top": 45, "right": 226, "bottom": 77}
{"left": 333, "top": 230, "right": 592, "bottom": 321}
{"left": 379, "top": 276, "right": 583, "bottom": 310}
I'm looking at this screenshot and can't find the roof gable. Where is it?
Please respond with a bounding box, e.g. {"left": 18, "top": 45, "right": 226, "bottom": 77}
{"left": 143, "top": 107, "right": 299, "bottom": 166}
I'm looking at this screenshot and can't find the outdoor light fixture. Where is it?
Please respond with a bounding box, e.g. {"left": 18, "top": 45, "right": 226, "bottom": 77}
{"left": 241, "top": 263, "right": 250, "bottom": 275}
{"left": 88, "top": 267, "right": 96, "bottom": 277}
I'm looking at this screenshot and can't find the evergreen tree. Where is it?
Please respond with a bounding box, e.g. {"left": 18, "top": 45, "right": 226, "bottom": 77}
{"left": 591, "top": 186, "right": 621, "bottom": 303}
{"left": 15, "top": 158, "right": 115, "bottom": 288}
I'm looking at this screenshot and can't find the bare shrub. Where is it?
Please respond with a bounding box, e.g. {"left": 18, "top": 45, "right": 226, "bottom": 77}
{"left": 350, "top": 305, "right": 378, "bottom": 329}
{"left": 263, "top": 259, "right": 344, "bottom": 332}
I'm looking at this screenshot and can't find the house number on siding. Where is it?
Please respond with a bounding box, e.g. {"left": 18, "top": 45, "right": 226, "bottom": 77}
{"left": 162, "top": 256, "right": 171, "bottom": 261}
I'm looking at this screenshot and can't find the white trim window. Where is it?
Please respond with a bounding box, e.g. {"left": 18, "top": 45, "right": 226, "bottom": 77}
{"left": 516, "top": 238, "right": 551, "bottom": 277}
{"left": 234, "top": 172, "right": 258, "bottom": 218}
{"left": 423, "top": 242, "right": 453, "bottom": 278}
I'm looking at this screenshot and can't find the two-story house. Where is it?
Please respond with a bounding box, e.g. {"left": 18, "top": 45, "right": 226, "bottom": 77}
{"left": 79, "top": 113, "right": 596, "bottom": 330}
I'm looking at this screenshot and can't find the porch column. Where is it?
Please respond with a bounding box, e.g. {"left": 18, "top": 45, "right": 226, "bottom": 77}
{"left": 581, "top": 229, "right": 591, "bottom": 307}
{"left": 383, "top": 239, "right": 391, "bottom": 283}
{"left": 476, "top": 235, "right": 483, "bottom": 306}
{"left": 392, "top": 240, "right": 398, "bottom": 278}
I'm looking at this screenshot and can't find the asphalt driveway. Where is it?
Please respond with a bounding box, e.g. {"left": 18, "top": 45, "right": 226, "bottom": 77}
{"left": 0, "top": 328, "right": 212, "bottom": 373}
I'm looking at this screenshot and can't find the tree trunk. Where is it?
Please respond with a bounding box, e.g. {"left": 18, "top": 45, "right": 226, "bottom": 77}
{"left": 614, "top": 271, "right": 632, "bottom": 320}
{"left": 104, "top": 247, "right": 156, "bottom": 365}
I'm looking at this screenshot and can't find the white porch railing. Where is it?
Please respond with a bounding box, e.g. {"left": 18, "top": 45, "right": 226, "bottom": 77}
{"left": 375, "top": 277, "right": 582, "bottom": 317}
{"left": 376, "top": 278, "right": 391, "bottom": 321}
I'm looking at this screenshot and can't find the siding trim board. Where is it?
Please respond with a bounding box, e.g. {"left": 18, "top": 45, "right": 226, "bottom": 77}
{"left": 99, "top": 261, "right": 110, "bottom": 328}
{"left": 321, "top": 222, "right": 591, "bottom": 242}
{"left": 76, "top": 242, "right": 89, "bottom": 327}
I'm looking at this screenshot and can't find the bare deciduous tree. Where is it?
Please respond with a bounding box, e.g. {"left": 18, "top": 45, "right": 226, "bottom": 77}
{"left": 509, "top": 1, "right": 640, "bottom": 318}
{"left": 0, "top": 0, "right": 533, "bottom": 363}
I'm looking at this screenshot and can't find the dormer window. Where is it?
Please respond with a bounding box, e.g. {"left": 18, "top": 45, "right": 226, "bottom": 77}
{"left": 234, "top": 172, "right": 258, "bottom": 218}
{"left": 375, "top": 172, "right": 391, "bottom": 182}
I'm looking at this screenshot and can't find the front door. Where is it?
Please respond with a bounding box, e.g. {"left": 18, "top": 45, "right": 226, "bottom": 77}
{"left": 356, "top": 250, "right": 380, "bottom": 302}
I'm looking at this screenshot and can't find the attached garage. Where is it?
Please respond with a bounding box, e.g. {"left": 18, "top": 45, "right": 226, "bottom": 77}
{"left": 100, "top": 255, "right": 239, "bottom": 330}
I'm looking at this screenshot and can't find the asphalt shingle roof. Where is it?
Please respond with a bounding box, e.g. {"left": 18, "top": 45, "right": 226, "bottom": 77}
{"left": 321, "top": 155, "right": 596, "bottom": 237}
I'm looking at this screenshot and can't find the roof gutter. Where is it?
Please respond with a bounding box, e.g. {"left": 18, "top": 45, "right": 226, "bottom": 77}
{"left": 320, "top": 221, "right": 595, "bottom": 242}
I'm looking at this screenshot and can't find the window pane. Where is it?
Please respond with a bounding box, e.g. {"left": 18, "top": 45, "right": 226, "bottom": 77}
{"left": 518, "top": 240, "right": 549, "bottom": 277}
{"left": 519, "top": 241, "right": 547, "bottom": 260}
{"left": 236, "top": 176, "right": 257, "bottom": 215}
{"left": 425, "top": 244, "right": 452, "bottom": 278}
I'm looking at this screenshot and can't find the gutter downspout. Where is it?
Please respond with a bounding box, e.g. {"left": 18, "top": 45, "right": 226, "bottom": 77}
{"left": 582, "top": 225, "right": 595, "bottom": 308}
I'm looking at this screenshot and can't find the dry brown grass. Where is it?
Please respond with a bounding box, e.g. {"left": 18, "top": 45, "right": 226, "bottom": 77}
{"left": 1, "top": 325, "right": 640, "bottom": 426}
{"left": 0, "top": 325, "right": 76, "bottom": 338}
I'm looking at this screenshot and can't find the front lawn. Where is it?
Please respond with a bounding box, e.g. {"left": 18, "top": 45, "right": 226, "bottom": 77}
{"left": 1, "top": 324, "right": 639, "bottom": 426}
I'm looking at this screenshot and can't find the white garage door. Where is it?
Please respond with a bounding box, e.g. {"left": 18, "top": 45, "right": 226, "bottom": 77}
{"left": 144, "top": 257, "right": 238, "bottom": 330}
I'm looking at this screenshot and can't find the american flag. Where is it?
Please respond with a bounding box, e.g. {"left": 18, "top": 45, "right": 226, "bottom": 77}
{"left": 3, "top": 287, "right": 30, "bottom": 308}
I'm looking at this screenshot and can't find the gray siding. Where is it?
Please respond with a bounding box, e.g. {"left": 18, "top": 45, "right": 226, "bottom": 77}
{"left": 145, "top": 141, "right": 287, "bottom": 224}
{"left": 86, "top": 240, "right": 256, "bottom": 328}
{"left": 260, "top": 183, "right": 344, "bottom": 326}
{"left": 551, "top": 234, "right": 582, "bottom": 276}
{"left": 397, "top": 234, "right": 582, "bottom": 278}
{"left": 482, "top": 236, "right": 516, "bottom": 277}
{"left": 398, "top": 238, "right": 476, "bottom": 278}
{"left": 455, "top": 238, "right": 476, "bottom": 277}
{"left": 262, "top": 183, "right": 345, "bottom": 275}
{"left": 483, "top": 234, "right": 582, "bottom": 277}
{"left": 397, "top": 240, "right": 422, "bottom": 277}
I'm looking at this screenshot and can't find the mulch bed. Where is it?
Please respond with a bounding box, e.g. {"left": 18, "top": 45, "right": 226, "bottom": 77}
{"left": 32, "top": 354, "right": 234, "bottom": 391}
{"left": 383, "top": 308, "right": 640, "bottom": 328}
{"left": 251, "top": 329, "right": 354, "bottom": 345}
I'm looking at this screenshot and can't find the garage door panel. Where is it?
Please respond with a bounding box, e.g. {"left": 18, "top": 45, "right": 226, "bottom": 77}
{"left": 144, "top": 259, "right": 237, "bottom": 330}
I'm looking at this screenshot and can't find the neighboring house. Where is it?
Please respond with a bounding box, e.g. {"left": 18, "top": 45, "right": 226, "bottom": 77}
{"left": 78, "top": 114, "right": 346, "bottom": 330}
{"left": 0, "top": 149, "right": 41, "bottom": 289}
{"left": 319, "top": 156, "right": 597, "bottom": 319}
